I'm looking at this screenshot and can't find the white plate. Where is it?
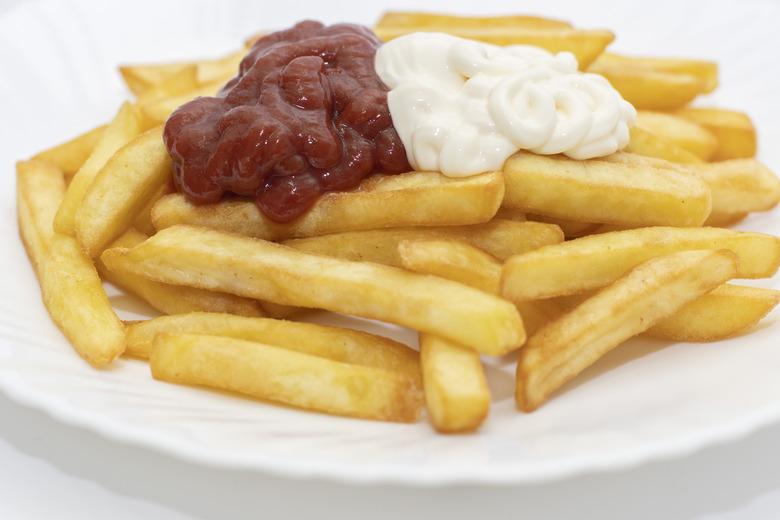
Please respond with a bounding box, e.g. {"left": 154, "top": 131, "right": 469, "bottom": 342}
{"left": 1, "top": 0, "right": 779, "bottom": 487}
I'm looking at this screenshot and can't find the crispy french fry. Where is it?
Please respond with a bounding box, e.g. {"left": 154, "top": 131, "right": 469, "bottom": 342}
{"left": 54, "top": 102, "right": 142, "bottom": 235}
{"left": 526, "top": 214, "right": 600, "bottom": 238}
{"left": 517, "top": 249, "right": 738, "bottom": 411}
{"left": 502, "top": 227, "right": 780, "bottom": 301}
{"left": 592, "top": 53, "right": 718, "bottom": 93}
{"left": 376, "top": 11, "right": 571, "bottom": 31}
{"left": 152, "top": 171, "right": 505, "bottom": 240}
{"left": 136, "top": 65, "right": 199, "bottom": 104}
{"left": 137, "top": 80, "right": 224, "bottom": 127}
{"left": 419, "top": 333, "right": 490, "bottom": 433}
{"left": 704, "top": 211, "right": 748, "bottom": 228}
{"left": 626, "top": 125, "right": 704, "bottom": 164}
{"left": 150, "top": 333, "right": 423, "bottom": 422}
{"left": 126, "top": 313, "right": 420, "bottom": 382}
{"left": 284, "top": 219, "right": 562, "bottom": 265}
{"left": 134, "top": 181, "right": 173, "bottom": 236}
{"left": 98, "top": 229, "right": 266, "bottom": 318}
{"left": 101, "top": 225, "right": 525, "bottom": 355}
{"left": 688, "top": 159, "right": 780, "bottom": 215}
{"left": 32, "top": 125, "right": 106, "bottom": 176}
{"left": 75, "top": 126, "right": 172, "bottom": 257}
{"left": 502, "top": 153, "right": 711, "bottom": 227}
{"left": 635, "top": 111, "right": 717, "bottom": 161}
{"left": 588, "top": 63, "right": 707, "bottom": 110}
{"left": 646, "top": 284, "right": 780, "bottom": 341}
{"left": 675, "top": 107, "right": 757, "bottom": 160}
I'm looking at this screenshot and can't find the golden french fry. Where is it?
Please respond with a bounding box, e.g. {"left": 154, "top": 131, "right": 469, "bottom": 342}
{"left": 703, "top": 211, "right": 748, "bottom": 228}
{"left": 517, "top": 249, "right": 738, "bottom": 411}
{"left": 419, "top": 333, "right": 490, "bottom": 433}
{"left": 152, "top": 171, "right": 505, "bottom": 240}
{"left": 136, "top": 65, "right": 199, "bottom": 104}
{"left": 32, "top": 125, "right": 106, "bottom": 176}
{"left": 646, "top": 284, "right": 780, "bottom": 341}
{"left": 626, "top": 125, "right": 704, "bottom": 164}
{"left": 493, "top": 207, "right": 526, "bottom": 221}
{"left": 126, "top": 313, "right": 420, "bottom": 383}
{"left": 136, "top": 80, "right": 224, "bottom": 127}
{"left": 675, "top": 107, "right": 757, "bottom": 160}
{"left": 688, "top": 159, "right": 780, "bottom": 215}
{"left": 133, "top": 181, "right": 173, "bottom": 236}
{"left": 98, "top": 229, "right": 266, "bottom": 318}
{"left": 592, "top": 53, "right": 718, "bottom": 93}
{"left": 16, "top": 160, "right": 66, "bottom": 276}
{"left": 526, "top": 214, "right": 601, "bottom": 238}
{"left": 75, "top": 126, "right": 172, "bottom": 257}
{"left": 502, "top": 153, "right": 712, "bottom": 227}
{"left": 502, "top": 227, "right": 780, "bottom": 301}
{"left": 588, "top": 63, "right": 707, "bottom": 110}
{"left": 375, "top": 11, "right": 571, "bottom": 30}
{"left": 54, "top": 102, "right": 142, "bottom": 235}
{"left": 150, "top": 333, "right": 423, "bottom": 423}
{"left": 635, "top": 111, "right": 717, "bottom": 161}
{"left": 101, "top": 225, "right": 525, "bottom": 355}
{"left": 284, "top": 219, "right": 562, "bottom": 265}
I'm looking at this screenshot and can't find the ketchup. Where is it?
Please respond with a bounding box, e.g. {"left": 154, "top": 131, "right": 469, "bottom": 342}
{"left": 163, "top": 21, "right": 410, "bottom": 222}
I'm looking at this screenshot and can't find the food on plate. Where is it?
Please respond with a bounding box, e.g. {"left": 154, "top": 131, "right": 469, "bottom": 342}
{"left": 16, "top": 11, "right": 780, "bottom": 427}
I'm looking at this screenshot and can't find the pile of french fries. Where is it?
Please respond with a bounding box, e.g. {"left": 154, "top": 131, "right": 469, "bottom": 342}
{"left": 16, "top": 12, "right": 780, "bottom": 433}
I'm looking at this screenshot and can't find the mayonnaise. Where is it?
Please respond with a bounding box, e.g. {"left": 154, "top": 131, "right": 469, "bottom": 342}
{"left": 375, "top": 32, "right": 636, "bottom": 176}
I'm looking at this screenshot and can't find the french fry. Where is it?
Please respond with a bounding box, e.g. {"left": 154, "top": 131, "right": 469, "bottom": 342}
{"left": 284, "top": 219, "right": 562, "bottom": 265}
{"left": 133, "top": 181, "right": 173, "bottom": 236}
{"left": 635, "top": 111, "right": 717, "bottom": 161}
{"left": 502, "top": 227, "right": 780, "bottom": 301}
{"left": 32, "top": 125, "right": 106, "bottom": 176}
{"left": 16, "top": 160, "right": 66, "bottom": 276}
{"left": 646, "top": 284, "right": 780, "bottom": 341}
{"left": 502, "top": 153, "right": 712, "bottom": 227}
{"left": 592, "top": 53, "right": 718, "bottom": 93}
{"left": 687, "top": 159, "right": 780, "bottom": 215}
{"left": 136, "top": 80, "right": 224, "bottom": 127}
{"left": 152, "top": 171, "right": 505, "bottom": 240}
{"left": 588, "top": 63, "right": 707, "bottom": 110}
{"left": 54, "top": 102, "right": 142, "bottom": 235}
{"left": 493, "top": 207, "right": 526, "bottom": 221}
{"left": 135, "top": 65, "right": 199, "bottom": 104}
{"left": 98, "top": 229, "right": 266, "bottom": 318}
{"left": 675, "top": 107, "right": 757, "bottom": 160}
{"left": 150, "top": 333, "right": 423, "bottom": 422}
{"left": 101, "top": 225, "right": 525, "bottom": 355}
{"left": 419, "top": 333, "right": 490, "bottom": 433}
{"left": 75, "top": 126, "right": 172, "bottom": 257}
{"left": 517, "top": 249, "right": 738, "bottom": 411}
{"left": 526, "top": 214, "right": 600, "bottom": 238}
{"left": 626, "top": 125, "right": 704, "bottom": 164}
{"left": 126, "top": 313, "right": 420, "bottom": 382}
{"left": 375, "top": 11, "right": 571, "bottom": 31}
{"left": 704, "top": 211, "right": 748, "bottom": 228}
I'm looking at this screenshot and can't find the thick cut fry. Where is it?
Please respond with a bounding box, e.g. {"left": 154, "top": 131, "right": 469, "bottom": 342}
{"left": 399, "top": 239, "right": 502, "bottom": 294}
{"left": 517, "top": 249, "right": 738, "bottom": 411}
{"left": 675, "top": 108, "right": 757, "bottom": 160}
{"left": 688, "top": 159, "right": 780, "bottom": 215}
{"left": 704, "top": 211, "right": 748, "bottom": 228}
{"left": 626, "top": 125, "right": 703, "bottom": 164}
{"left": 54, "top": 102, "right": 142, "bottom": 234}
{"left": 502, "top": 227, "right": 780, "bottom": 301}
{"left": 284, "top": 219, "right": 562, "bottom": 265}
{"left": 126, "top": 313, "right": 420, "bottom": 382}
{"left": 16, "top": 160, "right": 67, "bottom": 276}
{"left": 76, "top": 126, "right": 172, "bottom": 257}
{"left": 588, "top": 63, "right": 707, "bottom": 110}
{"left": 527, "top": 214, "right": 600, "bottom": 238}
{"left": 376, "top": 11, "right": 571, "bottom": 30}
{"left": 101, "top": 225, "right": 525, "bottom": 355}
{"left": 32, "top": 125, "right": 106, "bottom": 176}
{"left": 136, "top": 65, "right": 199, "bottom": 104}
{"left": 646, "top": 284, "right": 780, "bottom": 341}
{"left": 635, "top": 111, "right": 717, "bottom": 161}
{"left": 151, "top": 334, "right": 423, "bottom": 422}
{"left": 137, "top": 80, "right": 223, "bottom": 127}
{"left": 419, "top": 334, "right": 490, "bottom": 433}
{"left": 502, "top": 153, "right": 711, "bottom": 227}
{"left": 42, "top": 234, "right": 126, "bottom": 367}
{"left": 592, "top": 53, "right": 718, "bottom": 93}
{"left": 98, "top": 229, "right": 265, "bottom": 318}
{"left": 134, "top": 181, "right": 173, "bottom": 236}
{"left": 152, "top": 171, "right": 505, "bottom": 240}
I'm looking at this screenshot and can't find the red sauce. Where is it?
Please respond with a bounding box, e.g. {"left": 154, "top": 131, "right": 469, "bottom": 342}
{"left": 163, "top": 21, "right": 410, "bottom": 222}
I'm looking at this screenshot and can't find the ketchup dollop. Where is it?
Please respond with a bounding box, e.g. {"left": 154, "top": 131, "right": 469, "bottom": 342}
{"left": 164, "top": 21, "right": 410, "bottom": 222}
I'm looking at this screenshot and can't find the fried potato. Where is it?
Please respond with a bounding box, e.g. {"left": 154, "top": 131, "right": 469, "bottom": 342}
{"left": 626, "top": 125, "right": 704, "bottom": 164}
{"left": 284, "top": 219, "right": 562, "bottom": 265}
{"left": 592, "top": 53, "right": 718, "bottom": 93}
{"left": 646, "top": 284, "right": 780, "bottom": 341}
{"left": 133, "top": 181, "right": 173, "bottom": 236}
{"left": 150, "top": 333, "right": 423, "bottom": 422}
{"left": 493, "top": 207, "right": 526, "bottom": 221}
{"left": 635, "top": 111, "right": 718, "bottom": 161}
{"left": 137, "top": 79, "right": 224, "bottom": 127}
{"left": 703, "top": 211, "right": 748, "bottom": 228}
{"left": 75, "top": 126, "right": 172, "bottom": 257}
{"left": 54, "top": 102, "right": 142, "bottom": 235}
{"left": 98, "top": 229, "right": 266, "bottom": 318}
{"left": 526, "top": 214, "right": 600, "bottom": 238}
{"left": 153, "top": 171, "right": 505, "bottom": 241}
{"left": 399, "top": 239, "right": 502, "bottom": 294}
{"left": 126, "top": 313, "right": 420, "bottom": 383}
{"left": 688, "top": 159, "right": 780, "bottom": 215}
{"left": 502, "top": 153, "right": 711, "bottom": 227}
{"left": 16, "top": 160, "right": 66, "bottom": 276}
{"left": 101, "top": 225, "right": 525, "bottom": 355}
{"left": 502, "top": 227, "right": 780, "bottom": 301}
{"left": 675, "top": 108, "right": 757, "bottom": 160}
{"left": 135, "top": 65, "right": 199, "bottom": 104}
{"left": 588, "top": 63, "right": 707, "bottom": 110}
{"left": 419, "top": 333, "right": 490, "bottom": 433}
{"left": 375, "top": 11, "right": 571, "bottom": 31}
{"left": 32, "top": 125, "right": 106, "bottom": 176}
{"left": 517, "top": 249, "right": 738, "bottom": 411}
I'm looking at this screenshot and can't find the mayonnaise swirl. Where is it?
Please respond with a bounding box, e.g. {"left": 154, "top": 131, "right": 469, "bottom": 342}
{"left": 375, "top": 33, "right": 636, "bottom": 176}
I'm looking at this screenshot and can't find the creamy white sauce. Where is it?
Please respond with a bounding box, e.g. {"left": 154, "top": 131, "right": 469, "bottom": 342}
{"left": 375, "top": 32, "right": 636, "bottom": 176}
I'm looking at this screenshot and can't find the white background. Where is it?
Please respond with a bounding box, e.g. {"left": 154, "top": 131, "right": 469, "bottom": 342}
{"left": 3, "top": 0, "right": 780, "bottom": 518}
